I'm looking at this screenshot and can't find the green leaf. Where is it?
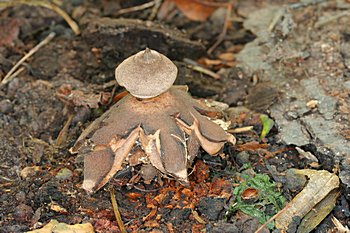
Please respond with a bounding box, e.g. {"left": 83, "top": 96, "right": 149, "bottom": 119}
{"left": 260, "top": 114, "right": 274, "bottom": 140}
{"left": 229, "top": 172, "right": 286, "bottom": 230}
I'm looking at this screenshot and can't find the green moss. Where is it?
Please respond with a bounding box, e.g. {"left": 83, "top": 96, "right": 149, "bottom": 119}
{"left": 229, "top": 172, "right": 286, "bottom": 229}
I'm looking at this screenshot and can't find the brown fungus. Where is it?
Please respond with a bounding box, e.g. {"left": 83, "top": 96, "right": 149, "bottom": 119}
{"left": 72, "top": 49, "right": 235, "bottom": 193}
{"left": 115, "top": 48, "right": 178, "bottom": 99}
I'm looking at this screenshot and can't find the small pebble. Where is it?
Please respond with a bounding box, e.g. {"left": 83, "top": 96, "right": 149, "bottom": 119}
{"left": 13, "top": 204, "right": 33, "bottom": 223}
{"left": 0, "top": 99, "right": 13, "bottom": 114}
{"left": 236, "top": 151, "right": 250, "bottom": 166}
{"left": 20, "top": 166, "right": 40, "bottom": 179}
{"left": 55, "top": 168, "right": 73, "bottom": 181}
{"left": 344, "top": 81, "right": 350, "bottom": 91}
{"left": 198, "top": 197, "right": 225, "bottom": 221}
{"left": 15, "top": 191, "right": 26, "bottom": 203}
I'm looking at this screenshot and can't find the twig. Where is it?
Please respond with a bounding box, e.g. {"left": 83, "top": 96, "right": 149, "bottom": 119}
{"left": 208, "top": 1, "right": 232, "bottom": 54}
{"left": 192, "top": 210, "right": 206, "bottom": 224}
{"left": 116, "top": 0, "right": 156, "bottom": 16}
{"left": 55, "top": 114, "right": 73, "bottom": 146}
{"left": 268, "top": 8, "right": 285, "bottom": 32}
{"left": 0, "top": 0, "right": 80, "bottom": 35}
{"left": 254, "top": 201, "right": 291, "bottom": 233}
{"left": 228, "top": 126, "right": 254, "bottom": 133}
{"left": 183, "top": 58, "right": 221, "bottom": 79}
{"left": 4, "top": 66, "right": 26, "bottom": 83}
{"left": 315, "top": 11, "right": 350, "bottom": 28}
{"left": 1, "top": 32, "right": 56, "bottom": 85}
{"left": 288, "top": 0, "right": 327, "bottom": 9}
{"left": 109, "top": 188, "right": 127, "bottom": 233}
{"left": 148, "top": 0, "right": 162, "bottom": 21}
{"left": 132, "top": 185, "right": 160, "bottom": 193}
{"left": 189, "top": 64, "right": 221, "bottom": 79}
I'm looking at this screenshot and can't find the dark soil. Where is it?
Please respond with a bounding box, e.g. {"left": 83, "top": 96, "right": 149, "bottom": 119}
{"left": 0, "top": 0, "right": 349, "bottom": 233}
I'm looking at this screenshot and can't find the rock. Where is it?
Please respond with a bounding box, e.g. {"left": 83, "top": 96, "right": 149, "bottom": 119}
{"left": 35, "top": 181, "right": 66, "bottom": 204}
{"left": 15, "top": 191, "right": 26, "bottom": 203}
{"left": 0, "top": 99, "right": 13, "bottom": 114}
{"left": 278, "top": 120, "right": 310, "bottom": 146}
{"left": 285, "top": 169, "right": 307, "bottom": 192}
{"left": 211, "top": 222, "right": 239, "bottom": 233}
{"left": 13, "top": 204, "right": 34, "bottom": 223}
{"left": 344, "top": 80, "right": 350, "bottom": 90}
{"left": 301, "top": 78, "right": 337, "bottom": 120}
{"left": 167, "top": 208, "right": 191, "bottom": 225}
{"left": 236, "top": 151, "right": 250, "bottom": 166}
{"left": 198, "top": 197, "right": 226, "bottom": 221}
{"left": 55, "top": 168, "right": 73, "bottom": 181}
{"left": 302, "top": 115, "right": 350, "bottom": 156}
{"left": 20, "top": 166, "right": 40, "bottom": 179}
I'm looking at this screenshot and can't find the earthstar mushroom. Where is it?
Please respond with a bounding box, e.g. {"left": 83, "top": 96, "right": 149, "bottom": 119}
{"left": 72, "top": 49, "right": 235, "bottom": 193}
{"left": 115, "top": 48, "right": 178, "bottom": 99}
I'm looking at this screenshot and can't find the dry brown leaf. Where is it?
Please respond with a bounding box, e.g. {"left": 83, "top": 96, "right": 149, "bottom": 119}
{"left": 192, "top": 224, "right": 206, "bottom": 233}
{"left": 198, "top": 58, "right": 223, "bottom": 66}
{"left": 27, "top": 219, "right": 94, "bottom": 233}
{"left": 143, "top": 208, "right": 158, "bottom": 222}
{"left": 166, "top": 223, "right": 175, "bottom": 233}
{"left": 331, "top": 217, "right": 350, "bottom": 233}
{"left": 209, "top": 178, "right": 232, "bottom": 197}
{"left": 241, "top": 187, "right": 258, "bottom": 200}
{"left": 275, "top": 169, "right": 340, "bottom": 231}
{"left": 192, "top": 210, "right": 207, "bottom": 224}
{"left": 236, "top": 141, "right": 268, "bottom": 151}
{"left": 173, "top": 0, "right": 218, "bottom": 21}
{"left": 56, "top": 84, "right": 110, "bottom": 108}
{"left": 217, "top": 52, "right": 235, "bottom": 61}
{"left": 144, "top": 220, "right": 160, "bottom": 228}
{"left": 125, "top": 192, "right": 142, "bottom": 200}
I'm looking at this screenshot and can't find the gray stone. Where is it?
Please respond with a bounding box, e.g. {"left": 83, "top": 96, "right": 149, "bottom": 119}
{"left": 236, "top": 151, "right": 250, "bottom": 165}
{"left": 302, "top": 115, "right": 350, "bottom": 156}
{"left": 344, "top": 81, "right": 350, "bottom": 90}
{"left": 0, "top": 99, "right": 13, "bottom": 114}
{"left": 301, "top": 78, "right": 337, "bottom": 120}
{"left": 212, "top": 222, "right": 239, "bottom": 233}
{"left": 198, "top": 197, "right": 226, "bottom": 221}
{"left": 279, "top": 120, "right": 310, "bottom": 146}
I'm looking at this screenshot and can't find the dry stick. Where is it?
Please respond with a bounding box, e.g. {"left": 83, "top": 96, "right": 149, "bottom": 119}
{"left": 207, "top": 2, "right": 232, "bottom": 54}
{"left": 55, "top": 114, "right": 73, "bottom": 146}
{"left": 148, "top": 0, "right": 162, "bottom": 21}
{"left": 183, "top": 58, "right": 221, "bottom": 79}
{"left": 5, "top": 66, "right": 26, "bottom": 82}
{"left": 228, "top": 126, "right": 254, "bottom": 133}
{"left": 1, "top": 32, "right": 56, "bottom": 85}
{"left": 110, "top": 188, "right": 127, "bottom": 233}
{"left": 116, "top": 0, "right": 156, "bottom": 16}
{"left": 315, "top": 11, "right": 350, "bottom": 28}
{"left": 268, "top": 8, "right": 285, "bottom": 32}
{"left": 0, "top": 0, "right": 80, "bottom": 35}
{"left": 189, "top": 64, "right": 221, "bottom": 79}
{"left": 254, "top": 202, "right": 291, "bottom": 233}
{"left": 41, "top": 1, "right": 80, "bottom": 35}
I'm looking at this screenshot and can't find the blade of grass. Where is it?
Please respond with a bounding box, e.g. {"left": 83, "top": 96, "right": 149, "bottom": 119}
{"left": 109, "top": 188, "right": 127, "bottom": 233}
